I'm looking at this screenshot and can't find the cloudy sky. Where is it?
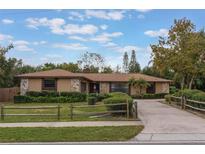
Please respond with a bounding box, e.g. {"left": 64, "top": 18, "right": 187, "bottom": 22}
{"left": 0, "top": 9, "right": 205, "bottom": 68}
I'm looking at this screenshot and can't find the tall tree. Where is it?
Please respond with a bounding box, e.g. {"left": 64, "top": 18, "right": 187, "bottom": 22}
{"left": 151, "top": 18, "right": 205, "bottom": 89}
{"left": 82, "top": 65, "right": 99, "bottom": 73}
{"left": 122, "top": 52, "right": 129, "bottom": 73}
{"left": 40, "top": 63, "right": 57, "bottom": 71}
{"left": 128, "top": 50, "right": 141, "bottom": 73}
{"left": 115, "top": 65, "right": 121, "bottom": 73}
{"left": 101, "top": 66, "right": 113, "bottom": 73}
{"left": 0, "top": 44, "right": 23, "bottom": 87}
{"left": 57, "top": 62, "right": 80, "bottom": 72}
{"left": 78, "top": 52, "right": 104, "bottom": 73}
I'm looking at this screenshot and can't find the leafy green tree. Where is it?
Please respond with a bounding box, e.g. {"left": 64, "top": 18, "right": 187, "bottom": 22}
{"left": 128, "top": 50, "right": 141, "bottom": 73}
{"left": 82, "top": 65, "right": 99, "bottom": 73}
{"left": 151, "top": 18, "right": 205, "bottom": 89}
{"left": 78, "top": 52, "right": 104, "bottom": 72}
{"left": 142, "top": 66, "right": 160, "bottom": 77}
{"left": 0, "top": 44, "right": 24, "bottom": 87}
{"left": 101, "top": 66, "right": 113, "bottom": 73}
{"left": 129, "top": 78, "right": 150, "bottom": 95}
{"left": 16, "top": 65, "right": 36, "bottom": 74}
{"left": 40, "top": 63, "right": 57, "bottom": 71}
{"left": 57, "top": 62, "right": 81, "bottom": 72}
{"left": 123, "top": 52, "right": 129, "bottom": 73}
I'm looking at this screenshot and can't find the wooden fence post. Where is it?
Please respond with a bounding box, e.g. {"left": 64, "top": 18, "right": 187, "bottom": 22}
{"left": 184, "top": 96, "right": 186, "bottom": 110}
{"left": 135, "top": 101, "right": 138, "bottom": 119}
{"left": 1, "top": 105, "right": 4, "bottom": 121}
{"left": 57, "top": 105, "right": 60, "bottom": 120}
{"left": 181, "top": 96, "right": 184, "bottom": 110}
{"left": 70, "top": 104, "right": 73, "bottom": 120}
{"left": 126, "top": 99, "right": 129, "bottom": 119}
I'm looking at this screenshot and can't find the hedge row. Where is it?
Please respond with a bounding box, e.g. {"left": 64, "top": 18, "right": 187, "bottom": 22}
{"left": 174, "top": 89, "right": 205, "bottom": 102}
{"left": 131, "top": 93, "right": 167, "bottom": 99}
{"left": 88, "top": 93, "right": 110, "bottom": 102}
{"left": 165, "top": 89, "right": 205, "bottom": 109}
{"left": 103, "top": 92, "right": 133, "bottom": 114}
{"left": 14, "top": 91, "right": 87, "bottom": 103}
{"left": 26, "top": 91, "right": 86, "bottom": 97}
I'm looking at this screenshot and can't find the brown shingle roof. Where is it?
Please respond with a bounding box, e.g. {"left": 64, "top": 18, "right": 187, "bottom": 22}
{"left": 16, "top": 69, "right": 172, "bottom": 82}
{"left": 79, "top": 73, "right": 171, "bottom": 82}
{"left": 16, "top": 69, "right": 79, "bottom": 78}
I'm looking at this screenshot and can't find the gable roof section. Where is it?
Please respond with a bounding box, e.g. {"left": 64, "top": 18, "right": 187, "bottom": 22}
{"left": 16, "top": 69, "right": 80, "bottom": 78}
{"left": 16, "top": 69, "right": 172, "bottom": 82}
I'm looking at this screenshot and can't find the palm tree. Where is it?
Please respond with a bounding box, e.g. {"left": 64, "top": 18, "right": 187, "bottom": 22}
{"left": 129, "top": 78, "right": 150, "bottom": 96}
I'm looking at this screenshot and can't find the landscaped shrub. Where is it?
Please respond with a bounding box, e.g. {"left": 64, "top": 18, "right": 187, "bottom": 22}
{"left": 60, "top": 92, "right": 87, "bottom": 102}
{"left": 14, "top": 91, "right": 87, "bottom": 103}
{"left": 173, "top": 89, "right": 204, "bottom": 100}
{"left": 14, "top": 96, "right": 34, "bottom": 103}
{"left": 41, "top": 91, "right": 59, "bottom": 97}
{"left": 97, "top": 93, "right": 110, "bottom": 101}
{"left": 164, "top": 94, "right": 171, "bottom": 103}
{"left": 191, "top": 92, "right": 205, "bottom": 102}
{"left": 108, "top": 92, "right": 129, "bottom": 98}
{"left": 87, "top": 97, "right": 97, "bottom": 105}
{"left": 103, "top": 92, "right": 133, "bottom": 115}
{"left": 26, "top": 91, "right": 60, "bottom": 97}
{"left": 131, "top": 93, "right": 167, "bottom": 99}
{"left": 26, "top": 91, "right": 44, "bottom": 97}
{"left": 14, "top": 96, "right": 73, "bottom": 103}
{"left": 170, "top": 86, "right": 178, "bottom": 94}
{"left": 88, "top": 93, "right": 110, "bottom": 102}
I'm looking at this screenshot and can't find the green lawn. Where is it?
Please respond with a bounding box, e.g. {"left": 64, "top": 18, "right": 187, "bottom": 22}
{"left": 0, "top": 102, "right": 129, "bottom": 123}
{"left": 0, "top": 126, "right": 144, "bottom": 142}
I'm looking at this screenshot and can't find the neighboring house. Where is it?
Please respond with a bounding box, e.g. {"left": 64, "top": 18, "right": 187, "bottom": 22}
{"left": 16, "top": 69, "right": 171, "bottom": 95}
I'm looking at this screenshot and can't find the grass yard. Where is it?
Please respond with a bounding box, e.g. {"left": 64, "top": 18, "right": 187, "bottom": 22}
{"left": 0, "top": 125, "right": 143, "bottom": 142}
{"left": 0, "top": 102, "right": 129, "bottom": 123}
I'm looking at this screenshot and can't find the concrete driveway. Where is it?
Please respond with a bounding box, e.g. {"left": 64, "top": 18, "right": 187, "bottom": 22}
{"left": 132, "top": 99, "right": 205, "bottom": 144}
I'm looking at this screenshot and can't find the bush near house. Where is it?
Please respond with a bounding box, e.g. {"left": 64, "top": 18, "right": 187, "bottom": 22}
{"left": 131, "top": 93, "right": 167, "bottom": 99}
{"left": 88, "top": 93, "right": 110, "bottom": 101}
{"left": 26, "top": 91, "right": 59, "bottom": 97}
{"left": 103, "top": 92, "right": 133, "bottom": 114}
{"left": 14, "top": 91, "right": 87, "bottom": 103}
{"left": 165, "top": 89, "right": 205, "bottom": 109}
{"left": 170, "top": 86, "right": 178, "bottom": 94}
{"left": 173, "top": 89, "right": 205, "bottom": 102}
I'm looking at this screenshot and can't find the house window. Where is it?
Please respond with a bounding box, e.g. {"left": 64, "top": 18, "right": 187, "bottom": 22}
{"left": 146, "top": 82, "right": 155, "bottom": 94}
{"left": 110, "top": 83, "right": 129, "bottom": 94}
{"left": 42, "top": 79, "right": 56, "bottom": 90}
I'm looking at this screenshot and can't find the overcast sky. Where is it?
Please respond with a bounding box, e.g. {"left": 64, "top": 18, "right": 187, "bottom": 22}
{"left": 1, "top": 9, "right": 205, "bottom": 68}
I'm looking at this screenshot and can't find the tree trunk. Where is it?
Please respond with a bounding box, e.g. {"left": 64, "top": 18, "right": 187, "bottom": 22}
{"left": 139, "top": 87, "right": 142, "bottom": 97}
{"left": 181, "top": 76, "right": 185, "bottom": 90}
{"left": 188, "top": 76, "right": 194, "bottom": 89}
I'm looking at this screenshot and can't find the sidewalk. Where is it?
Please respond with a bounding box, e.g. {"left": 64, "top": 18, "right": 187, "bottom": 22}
{"left": 0, "top": 121, "right": 142, "bottom": 127}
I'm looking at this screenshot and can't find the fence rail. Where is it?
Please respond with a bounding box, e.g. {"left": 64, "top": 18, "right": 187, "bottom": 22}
{"left": 0, "top": 101, "right": 138, "bottom": 121}
{"left": 68, "top": 100, "right": 138, "bottom": 120}
{"left": 169, "top": 95, "right": 205, "bottom": 112}
{"left": 0, "top": 105, "right": 61, "bottom": 120}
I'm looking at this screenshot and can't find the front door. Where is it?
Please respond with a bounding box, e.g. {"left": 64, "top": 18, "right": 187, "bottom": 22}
{"left": 146, "top": 82, "right": 156, "bottom": 94}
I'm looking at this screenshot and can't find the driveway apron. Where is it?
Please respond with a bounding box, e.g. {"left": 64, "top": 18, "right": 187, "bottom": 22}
{"left": 132, "top": 99, "right": 205, "bottom": 143}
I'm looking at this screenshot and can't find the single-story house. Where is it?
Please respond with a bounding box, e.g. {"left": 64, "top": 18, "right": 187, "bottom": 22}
{"left": 16, "top": 69, "right": 171, "bottom": 95}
